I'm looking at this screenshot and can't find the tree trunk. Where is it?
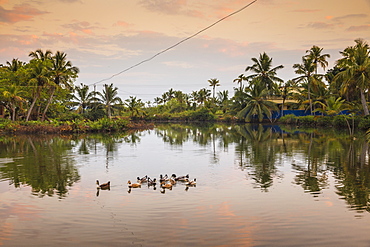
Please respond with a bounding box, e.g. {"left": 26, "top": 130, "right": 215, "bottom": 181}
{"left": 26, "top": 89, "right": 40, "bottom": 121}
{"left": 42, "top": 86, "right": 56, "bottom": 121}
{"left": 360, "top": 90, "right": 369, "bottom": 115}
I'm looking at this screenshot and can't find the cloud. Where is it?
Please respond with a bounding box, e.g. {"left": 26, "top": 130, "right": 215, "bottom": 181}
{"left": 306, "top": 22, "right": 335, "bottom": 29}
{"left": 139, "top": 0, "right": 187, "bottom": 15}
{"left": 332, "top": 13, "right": 368, "bottom": 22}
{"left": 62, "top": 21, "right": 97, "bottom": 34}
{"left": 0, "top": 4, "right": 48, "bottom": 23}
{"left": 114, "top": 20, "right": 130, "bottom": 28}
{"left": 346, "top": 24, "right": 370, "bottom": 32}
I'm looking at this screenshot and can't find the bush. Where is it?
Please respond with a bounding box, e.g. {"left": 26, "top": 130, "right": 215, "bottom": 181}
{"left": 358, "top": 116, "right": 370, "bottom": 129}
{"left": 296, "top": 115, "right": 316, "bottom": 126}
{"left": 187, "top": 108, "right": 215, "bottom": 121}
{"left": 278, "top": 114, "right": 297, "bottom": 124}
{"left": 316, "top": 116, "right": 333, "bottom": 126}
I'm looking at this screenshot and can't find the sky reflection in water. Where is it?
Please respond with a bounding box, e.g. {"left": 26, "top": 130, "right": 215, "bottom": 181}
{"left": 1, "top": 124, "right": 370, "bottom": 246}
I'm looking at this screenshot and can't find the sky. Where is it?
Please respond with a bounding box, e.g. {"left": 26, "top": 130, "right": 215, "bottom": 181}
{"left": 1, "top": 0, "right": 370, "bottom": 102}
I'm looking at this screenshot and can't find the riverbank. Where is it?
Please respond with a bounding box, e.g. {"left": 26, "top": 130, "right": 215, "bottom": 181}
{"left": 1, "top": 114, "right": 370, "bottom": 134}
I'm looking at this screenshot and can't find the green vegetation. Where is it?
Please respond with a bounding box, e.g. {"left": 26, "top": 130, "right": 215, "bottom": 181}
{"left": 0, "top": 39, "right": 370, "bottom": 133}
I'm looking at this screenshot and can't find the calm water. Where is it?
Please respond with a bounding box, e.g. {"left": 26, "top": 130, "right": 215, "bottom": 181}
{"left": 1, "top": 124, "right": 370, "bottom": 246}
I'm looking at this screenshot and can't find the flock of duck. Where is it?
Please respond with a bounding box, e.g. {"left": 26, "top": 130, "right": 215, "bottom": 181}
{"left": 96, "top": 174, "right": 196, "bottom": 194}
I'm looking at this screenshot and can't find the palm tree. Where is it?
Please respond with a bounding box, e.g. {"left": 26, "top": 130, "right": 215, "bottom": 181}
{"left": 2, "top": 85, "right": 25, "bottom": 120}
{"left": 26, "top": 60, "right": 50, "bottom": 121}
{"left": 245, "top": 52, "right": 284, "bottom": 92}
{"left": 42, "top": 51, "right": 79, "bottom": 120}
{"left": 208, "top": 78, "right": 220, "bottom": 99}
{"left": 6, "top": 58, "right": 25, "bottom": 72}
{"left": 277, "top": 80, "right": 296, "bottom": 116}
{"left": 237, "top": 84, "right": 278, "bottom": 122}
{"left": 29, "top": 49, "right": 53, "bottom": 61}
{"left": 72, "top": 83, "right": 98, "bottom": 114}
{"left": 305, "top": 45, "right": 330, "bottom": 74}
{"left": 196, "top": 88, "right": 211, "bottom": 106}
{"left": 125, "top": 96, "right": 145, "bottom": 118}
{"left": 293, "top": 56, "right": 325, "bottom": 114}
{"left": 334, "top": 39, "right": 370, "bottom": 115}
{"left": 233, "top": 74, "right": 245, "bottom": 90}
{"left": 217, "top": 90, "right": 229, "bottom": 113}
{"left": 97, "top": 83, "right": 122, "bottom": 117}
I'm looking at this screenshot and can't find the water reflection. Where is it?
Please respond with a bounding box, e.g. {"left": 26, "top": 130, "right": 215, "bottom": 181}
{"left": 0, "top": 135, "right": 80, "bottom": 198}
{"left": 0, "top": 124, "right": 370, "bottom": 214}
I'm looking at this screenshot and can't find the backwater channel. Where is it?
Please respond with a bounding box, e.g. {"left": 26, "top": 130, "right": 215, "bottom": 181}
{"left": 1, "top": 123, "right": 370, "bottom": 246}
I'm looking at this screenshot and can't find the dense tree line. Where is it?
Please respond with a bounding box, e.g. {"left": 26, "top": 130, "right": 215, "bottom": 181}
{"left": 0, "top": 39, "right": 369, "bottom": 123}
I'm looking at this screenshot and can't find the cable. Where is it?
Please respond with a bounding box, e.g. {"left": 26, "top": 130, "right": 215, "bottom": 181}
{"left": 88, "top": 0, "right": 258, "bottom": 87}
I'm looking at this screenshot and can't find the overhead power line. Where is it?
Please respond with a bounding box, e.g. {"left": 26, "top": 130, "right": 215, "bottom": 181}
{"left": 89, "top": 0, "right": 258, "bottom": 86}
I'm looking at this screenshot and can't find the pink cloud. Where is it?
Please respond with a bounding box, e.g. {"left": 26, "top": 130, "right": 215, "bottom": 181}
{"left": 0, "top": 4, "right": 48, "bottom": 23}
{"left": 346, "top": 25, "right": 370, "bottom": 32}
{"left": 62, "top": 21, "right": 96, "bottom": 34}
{"left": 114, "top": 20, "right": 130, "bottom": 28}
{"left": 307, "top": 22, "right": 335, "bottom": 29}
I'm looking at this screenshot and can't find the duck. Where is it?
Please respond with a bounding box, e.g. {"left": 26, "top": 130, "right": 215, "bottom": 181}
{"left": 96, "top": 180, "right": 110, "bottom": 189}
{"left": 148, "top": 177, "right": 157, "bottom": 187}
{"left": 169, "top": 178, "right": 176, "bottom": 185}
{"left": 137, "top": 175, "right": 148, "bottom": 183}
{"left": 185, "top": 178, "right": 196, "bottom": 186}
{"left": 160, "top": 181, "right": 173, "bottom": 190}
{"left": 127, "top": 180, "right": 141, "bottom": 188}
{"left": 159, "top": 174, "right": 169, "bottom": 183}
{"left": 172, "top": 174, "right": 189, "bottom": 181}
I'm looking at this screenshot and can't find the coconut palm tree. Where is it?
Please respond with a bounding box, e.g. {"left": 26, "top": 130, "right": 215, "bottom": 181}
{"left": 208, "top": 78, "right": 220, "bottom": 99}
{"left": 305, "top": 45, "right": 330, "bottom": 74}
{"left": 42, "top": 51, "right": 79, "bottom": 120}
{"left": 125, "top": 96, "right": 145, "bottom": 118}
{"left": 245, "top": 52, "right": 284, "bottom": 92}
{"left": 29, "top": 49, "right": 53, "bottom": 61}
{"left": 6, "top": 58, "right": 25, "bottom": 72}
{"left": 196, "top": 88, "right": 211, "bottom": 106}
{"left": 217, "top": 90, "right": 229, "bottom": 113}
{"left": 72, "top": 83, "right": 98, "bottom": 114}
{"left": 2, "top": 85, "right": 25, "bottom": 120}
{"left": 97, "top": 83, "right": 122, "bottom": 117}
{"left": 293, "top": 56, "right": 325, "bottom": 114}
{"left": 334, "top": 39, "right": 370, "bottom": 115}
{"left": 237, "top": 84, "right": 278, "bottom": 122}
{"left": 26, "top": 60, "right": 50, "bottom": 121}
{"left": 233, "top": 74, "right": 245, "bottom": 90}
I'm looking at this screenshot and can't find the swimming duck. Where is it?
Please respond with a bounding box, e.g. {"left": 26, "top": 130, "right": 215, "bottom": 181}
{"left": 159, "top": 174, "right": 169, "bottom": 183}
{"left": 96, "top": 180, "right": 110, "bottom": 189}
{"left": 185, "top": 178, "right": 196, "bottom": 186}
{"left": 148, "top": 177, "right": 157, "bottom": 187}
{"left": 172, "top": 174, "right": 189, "bottom": 181}
{"left": 128, "top": 180, "right": 141, "bottom": 188}
{"left": 160, "top": 181, "right": 173, "bottom": 190}
{"left": 169, "top": 178, "right": 176, "bottom": 185}
{"left": 137, "top": 175, "right": 148, "bottom": 183}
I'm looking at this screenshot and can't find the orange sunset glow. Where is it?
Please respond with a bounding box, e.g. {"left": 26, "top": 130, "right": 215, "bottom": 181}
{"left": 0, "top": 0, "right": 370, "bottom": 101}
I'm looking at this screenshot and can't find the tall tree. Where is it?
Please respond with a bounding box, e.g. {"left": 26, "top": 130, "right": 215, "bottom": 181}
{"left": 237, "top": 84, "right": 278, "bottom": 122}
{"left": 233, "top": 74, "right": 245, "bottom": 90}
{"left": 72, "top": 83, "right": 98, "bottom": 114}
{"left": 305, "top": 45, "right": 330, "bottom": 74}
{"left": 293, "top": 56, "right": 324, "bottom": 114}
{"left": 245, "top": 52, "right": 284, "bottom": 92}
{"left": 97, "top": 83, "right": 122, "bottom": 117}
{"left": 26, "top": 60, "right": 50, "bottom": 121}
{"left": 208, "top": 78, "right": 220, "bottom": 99}
{"left": 334, "top": 39, "right": 370, "bottom": 115}
{"left": 6, "top": 58, "right": 25, "bottom": 72}
{"left": 42, "top": 51, "right": 79, "bottom": 121}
